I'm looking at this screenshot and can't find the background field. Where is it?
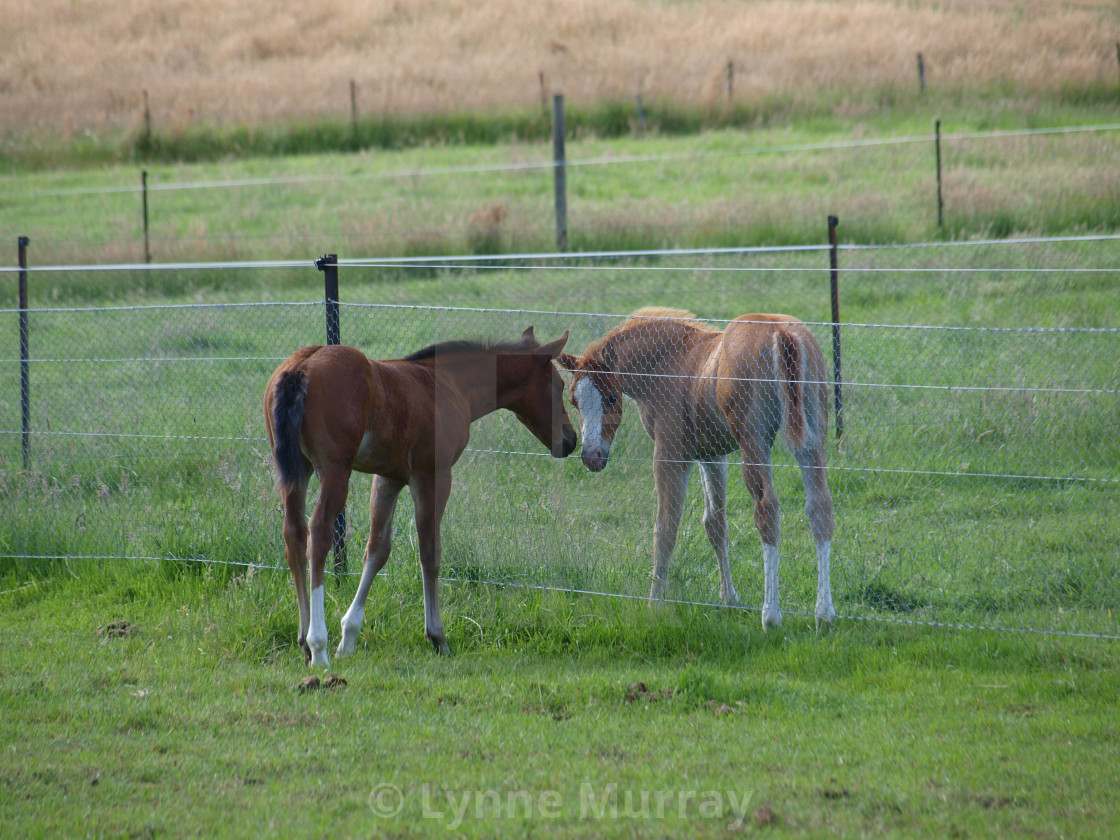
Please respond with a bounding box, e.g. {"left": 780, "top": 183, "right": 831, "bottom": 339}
{"left": 4, "top": 120, "right": 1120, "bottom": 267}
{"left": 3, "top": 1, "right": 1120, "bottom": 837}
{"left": 4, "top": 0, "right": 1119, "bottom": 142}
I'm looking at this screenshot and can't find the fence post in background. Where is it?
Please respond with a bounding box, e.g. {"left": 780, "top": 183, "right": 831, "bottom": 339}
{"left": 350, "top": 80, "right": 358, "bottom": 133}
{"left": 18, "top": 237, "right": 31, "bottom": 470}
{"left": 827, "top": 216, "right": 844, "bottom": 443}
{"left": 141, "top": 170, "right": 151, "bottom": 264}
{"left": 551, "top": 94, "right": 568, "bottom": 252}
{"left": 916, "top": 53, "right": 925, "bottom": 94}
{"left": 726, "top": 61, "right": 734, "bottom": 107}
{"left": 636, "top": 92, "right": 646, "bottom": 134}
{"left": 935, "top": 119, "right": 944, "bottom": 229}
{"left": 142, "top": 90, "right": 152, "bottom": 147}
{"left": 316, "top": 253, "right": 347, "bottom": 577}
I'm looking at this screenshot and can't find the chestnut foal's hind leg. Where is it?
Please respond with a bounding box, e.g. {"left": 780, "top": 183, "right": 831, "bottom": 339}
{"left": 337, "top": 476, "right": 405, "bottom": 658}
{"left": 796, "top": 444, "right": 837, "bottom": 629}
{"left": 412, "top": 470, "right": 452, "bottom": 655}
{"left": 739, "top": 436, "right": 783, "bottom": 630}
{"left": 305, "top": 465, "right": 351, "bottom": 668}
{"left": 699, "top": 458, "right": 740, "bottom": 606}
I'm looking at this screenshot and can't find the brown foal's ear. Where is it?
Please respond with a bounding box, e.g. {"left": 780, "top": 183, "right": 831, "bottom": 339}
{"left": 534, "top": 331, "right": 570, "bottom": 360}
{"left": 520, "top": 326, "right": 536, "bottom": 345}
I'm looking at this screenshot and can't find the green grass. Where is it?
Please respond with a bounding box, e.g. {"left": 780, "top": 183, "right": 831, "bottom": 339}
{"left": 2, "top": 562, "right": 1118, "bottom": 838}
{"left": 2, "top": 90, "right": 1120, "bottom": 837}
{"left": 3, "top": 100, "right": 1119, "bottom": 267}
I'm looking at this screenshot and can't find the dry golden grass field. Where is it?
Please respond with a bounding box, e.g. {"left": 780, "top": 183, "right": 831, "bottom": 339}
{"left": 4, "top": 0, "right": 1119, "bottom": 138}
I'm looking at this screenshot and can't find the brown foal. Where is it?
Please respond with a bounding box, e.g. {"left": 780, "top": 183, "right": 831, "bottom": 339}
{"left": 264, "top": 327, "right": 576, "bottom": 667}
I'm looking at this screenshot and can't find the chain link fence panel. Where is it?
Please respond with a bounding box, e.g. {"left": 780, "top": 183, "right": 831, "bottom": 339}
{"left": 1, "top": 261, "right": 1117, "bottom": 639}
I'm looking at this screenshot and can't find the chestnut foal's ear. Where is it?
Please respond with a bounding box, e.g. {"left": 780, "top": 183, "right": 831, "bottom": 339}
{"left": 535, "top": 331, "right": 570, "bottom": 360}
{"left": 557, "top": 351, "right": 579, "bottom": 371}
{"left": 520, "top": 326, "right": 536, "bottom": 345}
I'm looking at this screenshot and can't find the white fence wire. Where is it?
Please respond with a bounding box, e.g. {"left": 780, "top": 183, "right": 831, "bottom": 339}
{"left": 1, "top": 250, "right": 1117, "bottom": 639}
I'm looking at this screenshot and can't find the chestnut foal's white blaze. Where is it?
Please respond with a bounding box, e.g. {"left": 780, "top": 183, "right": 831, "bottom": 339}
{"left": 563, "top": 308, "right": 837, "bottom": 630}
{"left": 572, "top": 376, "right": 608, "bottom": 470}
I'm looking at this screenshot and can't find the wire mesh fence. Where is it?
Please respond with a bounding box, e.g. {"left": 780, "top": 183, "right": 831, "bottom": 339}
{"left": 1, "top": 254, "right": 1117, "bottom": 638}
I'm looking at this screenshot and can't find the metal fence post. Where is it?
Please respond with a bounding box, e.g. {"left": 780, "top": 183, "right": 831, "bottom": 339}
{"left": 935, "top": 119, "right": 944, "bottom": 229}
{"left": 828, "top": 217, "right": 844, "bottom": 442}
{"left": 316, "top": 253, "right": 347, "bottom": 576}
{"left": 141, "top": 170, "right": 151, "bottom": 264}
{"left": 18, "top": 236, "right": 30, "bottom": 470}
{"left": 552, "top": 94, "right": 568, "bottom": 252}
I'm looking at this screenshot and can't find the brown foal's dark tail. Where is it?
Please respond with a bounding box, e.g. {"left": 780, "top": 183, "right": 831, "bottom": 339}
{"left": 271, "top": 370, "right": 308, "bottom": 488}
{"left": 775, "top": 328, "right": 807, "bottom": 449}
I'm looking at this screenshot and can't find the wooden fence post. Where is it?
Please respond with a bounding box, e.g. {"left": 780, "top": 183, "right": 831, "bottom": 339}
{"left": 142, "top": 90, "right": 152, "bottom": 147}
{"left": 552, "top": 95, "right": 568, "bottom": 252}
{"left": 350, "top": 80, "right": 358, "bottom": 132}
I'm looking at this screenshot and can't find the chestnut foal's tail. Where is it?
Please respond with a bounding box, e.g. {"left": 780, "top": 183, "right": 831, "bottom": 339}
{"left": 271, "top": 370, "right": 309, "bottom": 488}
{"left": 773, "top": 327, "right": 816, "bottom": 453}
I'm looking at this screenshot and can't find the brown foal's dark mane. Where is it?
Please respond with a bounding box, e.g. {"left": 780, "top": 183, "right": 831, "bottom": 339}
{"left": 404, "top": 338, "right": 533, "bottom": 362}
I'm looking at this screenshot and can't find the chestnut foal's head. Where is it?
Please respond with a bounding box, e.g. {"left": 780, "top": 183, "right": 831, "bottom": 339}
{"left": 559, "top": 351, "right": 624, "bottom": 472}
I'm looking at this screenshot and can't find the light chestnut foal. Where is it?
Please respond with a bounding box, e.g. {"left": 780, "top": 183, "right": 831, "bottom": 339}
{"left": 561, "top": 308, "right": 836, "bottom": 630}
{"left": 265, "top": 328, "right": 576, "bottom": 667}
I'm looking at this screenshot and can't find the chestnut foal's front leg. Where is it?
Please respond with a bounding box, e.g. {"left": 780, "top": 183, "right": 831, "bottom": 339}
{"left": 649, "top": 451, "right": 693, "bottom": 603}
{"left": 337, "top": 475, "right": 405, "bottom": 659}
{"left": 412, "top": 470, "right": 453, "bottom": 655}
{"left": 699, "top": 458, "right": 740, "bottom": 606}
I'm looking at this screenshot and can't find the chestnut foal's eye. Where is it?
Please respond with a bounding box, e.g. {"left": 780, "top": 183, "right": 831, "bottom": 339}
{"left": 604, "top": 392, "right": 618, "bottom": 407}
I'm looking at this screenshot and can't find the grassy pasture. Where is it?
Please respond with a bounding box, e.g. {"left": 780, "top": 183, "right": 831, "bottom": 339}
{"left": 3, "top": 73, "right": 1120, "bottom": 836}
{"left": 2, "top": 266, "right": 1119, "bottom": 835}
{"left": 4, "top": 114, "right": 1120, "bottom": 268}
{"left": 3, "top": 567, "right": 1119, "bottom": 838}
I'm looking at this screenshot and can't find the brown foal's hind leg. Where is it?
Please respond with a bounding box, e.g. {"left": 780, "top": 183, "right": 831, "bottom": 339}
{"left": 305, "top": 465, "right": 351, "bottom": 668}
{"left": 337, "top": 476, "right": 405, "bottom": 658}
{"left": 412, "top": 470, "right": 452, "bottom": 655}
{"left": 739, "top": 436, "right": 782, "bottom": 630}
{"left": 281, "top": 478, "right": 312, "bottom": 664}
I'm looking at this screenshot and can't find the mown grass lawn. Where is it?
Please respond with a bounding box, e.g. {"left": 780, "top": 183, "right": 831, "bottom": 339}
{"left": 2, "top": 563, "right": 1118, "bottom": 839}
